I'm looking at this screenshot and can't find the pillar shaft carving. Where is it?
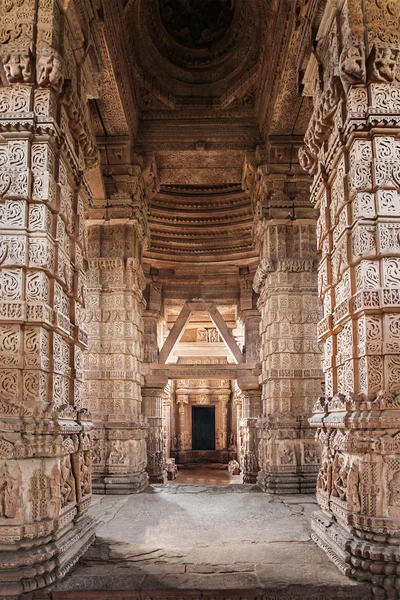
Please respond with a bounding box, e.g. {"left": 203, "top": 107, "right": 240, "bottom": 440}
{"left": 237, "top": 310, "right": 262, "bottom": 483}
{"left": 300, "top": 0, "right": 400, "bottom": 591}
{"left": 252, "top": 179, "right": 323, "bottom": 493}
{"left": 143, "top": 310, "right": 160, "bottom": 364}
{"left": 237, "top": 387, "right": 262, "bottom": 484}
{"left": 0, "top": 0, "right": 99, "bottom": 594}
{"left": 142, "top": 386, "right": 167, "bottom": 483}
{"left": 84, "top": 210, "right": 149, "bottom": 494}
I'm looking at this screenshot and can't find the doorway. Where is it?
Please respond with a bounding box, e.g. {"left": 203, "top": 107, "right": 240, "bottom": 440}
{"left": 192, "top": 406, "right": 215, "bottom": 450}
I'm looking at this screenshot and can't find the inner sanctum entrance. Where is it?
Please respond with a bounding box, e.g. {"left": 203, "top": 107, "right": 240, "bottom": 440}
{"left": 192, "top": 406, "right": 216, "bottom": 451}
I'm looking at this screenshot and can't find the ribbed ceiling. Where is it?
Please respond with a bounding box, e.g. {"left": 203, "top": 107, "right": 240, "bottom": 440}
{"left": 146, "top": 184, "right": 257, "bottom": 263}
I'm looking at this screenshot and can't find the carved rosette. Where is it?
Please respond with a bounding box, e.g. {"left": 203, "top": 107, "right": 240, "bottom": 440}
{"left": 300, "top": 0, "right": 400, "bottom": 591}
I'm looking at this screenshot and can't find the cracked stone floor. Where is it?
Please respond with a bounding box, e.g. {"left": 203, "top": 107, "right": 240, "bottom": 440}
{"left": 51, "top": 484, "right": 372, "bottom": 599}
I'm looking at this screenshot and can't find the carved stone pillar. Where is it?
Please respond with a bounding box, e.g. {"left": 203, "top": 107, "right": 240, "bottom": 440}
{"left": 177, "top": 394, "right": 190, "bottom": 457}
{"left": 299, "top": 0, "right": 400, "bottom": 591}
{"left": 238, "top": 387, "right": 262, "bottom": 483}
{"left": 143, "top": 310, "right": 160, "bottom": 363}
{"left": 163, "top": 383, "right": 172, "bottom": 460}
{"left": 142, "top": 386, "right": 167, "bottom": 483}
{"left": 237, "top": 309, "right": 262, "bottom": 482}
{"left": 253, "top": 180, "right": 322, "bottom": 494}
{"left": 242, "top": 309, "right": 261, "bottom": 363}
{"left": 84, "top": 181, "right": 149, "bottom": 494}
{"left": 0, "top": 0, "right": 99, "bottom": 594}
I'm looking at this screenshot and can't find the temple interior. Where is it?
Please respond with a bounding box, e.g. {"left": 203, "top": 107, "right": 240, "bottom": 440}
{"left": 0, "top": 0, "right": 400, "bottom": 598}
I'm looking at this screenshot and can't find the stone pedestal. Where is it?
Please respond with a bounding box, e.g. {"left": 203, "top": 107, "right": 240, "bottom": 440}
{"left": 299, "top": 0, "right": 400, "bottom": 593}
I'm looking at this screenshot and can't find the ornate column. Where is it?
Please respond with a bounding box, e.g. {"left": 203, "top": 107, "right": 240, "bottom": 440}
{"left": 84, "top": 174, "right": 149, "bottom": 494}
{"left": 237, "top": 386, "right": 262, "bottom": 483}
{"left": 176, "top": 393, "right": 190, "bottom": 460}
{"left": 252, "top": 172, "right": 323, "bottom": 493}
{"left": 300, "top": 0, "right": 400, "bottom": 591}
{"left": 0, "top": 0, "right": 99, "bottom": 594}
{"left": 237, "top": 306, "right": 262, "bottom": 483}
{"left": 143, "top": 309, "right": 161, "bottom": 363}
{"left": 142, "top": 280, "right": 166, "bottom": 482}
{"left": 141, "top": 385, "right": 167, "bottom": 483}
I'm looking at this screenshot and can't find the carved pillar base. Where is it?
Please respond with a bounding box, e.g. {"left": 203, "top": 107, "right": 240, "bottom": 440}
{"left": 0, "top": 514, "right": 95, "bottom": 600}
{"left": 257, "top": 469, "right": 318, "bottom": 494}
{"left": 94, "top": 472, "right": 149, "bottom": 495}
{"left": 147, "top": 452, "right": 168, "bottom": 483}
{"left": 257, "top": 415, "right": 320, "bottom": 494}
{"left": 309, "top": 394, "right": 400, "bottom": 597}
{"left": 311, "top": 510, "right": 400, "bottom": 596}
{"left": 92, "top": 421, "right": 149, "bottom": 495}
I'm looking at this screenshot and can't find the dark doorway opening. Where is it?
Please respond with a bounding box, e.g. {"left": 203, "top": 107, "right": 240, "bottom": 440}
{"left": 192, "top": 406, "right": 215, "bottom": 450}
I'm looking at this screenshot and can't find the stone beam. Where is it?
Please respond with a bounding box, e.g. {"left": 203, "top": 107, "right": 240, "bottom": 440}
{"left": 209, "top": 305, "right": 244, "bottom": 364}
{"left": 159, "top": 303, "right": 192, "bottom": 364}
{"left": 147, "top": 364, "right": 261, "bottom": 381}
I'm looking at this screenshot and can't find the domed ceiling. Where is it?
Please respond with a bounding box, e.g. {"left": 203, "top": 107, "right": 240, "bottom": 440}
{"left": 117, "top": 0, "right": 266, "bottom": 268}
{"left": 159, "top": 0, "right": 235, "bottom": 49}
{"left": 125, "top": 0, "right": 264, "bottom": 105}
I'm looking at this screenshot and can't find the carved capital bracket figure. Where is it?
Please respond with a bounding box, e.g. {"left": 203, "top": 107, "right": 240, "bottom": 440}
{"left": 248, "top": 155, "right": 323, "bottom": 494}
{"left": 84, "top": 163, "right": 151, "bottom": 494}
{"left": 299, "top": 0, "right": 400, "bottom": 592}
{"left": 0, "top": 0, "right": 103, "bottom": 594}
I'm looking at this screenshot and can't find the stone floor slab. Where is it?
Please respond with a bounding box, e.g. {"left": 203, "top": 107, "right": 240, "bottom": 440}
{"left": 51, "top": 485, "right": 372, "bottom": 599}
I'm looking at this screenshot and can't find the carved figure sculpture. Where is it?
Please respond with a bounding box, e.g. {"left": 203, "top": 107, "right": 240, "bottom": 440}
{"left": 339, "top": 45, "right": 365, "bottom": 83}
{"left": 388, "top": 471, "right": 400, "bottom": 507}
{"left": 36, "top": 46, "right": 64, "bottom": 93}
{"left": 3, "top": 51, "right": 33, "bottom": 84}
{"left": 60, "top": 456, "right": 76, "bottom": 506}
{"left": 0, "top": 464, "right": 18, "bottom": 518}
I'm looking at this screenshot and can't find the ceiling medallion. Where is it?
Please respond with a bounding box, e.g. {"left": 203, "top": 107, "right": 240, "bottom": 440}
{"left": 158, "top": 0, "right": 235, "bottom": 49}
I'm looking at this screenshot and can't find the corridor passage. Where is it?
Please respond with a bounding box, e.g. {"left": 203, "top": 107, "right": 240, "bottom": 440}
{"left": 52, "top": 486, "right": 371, "bottom": 599}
